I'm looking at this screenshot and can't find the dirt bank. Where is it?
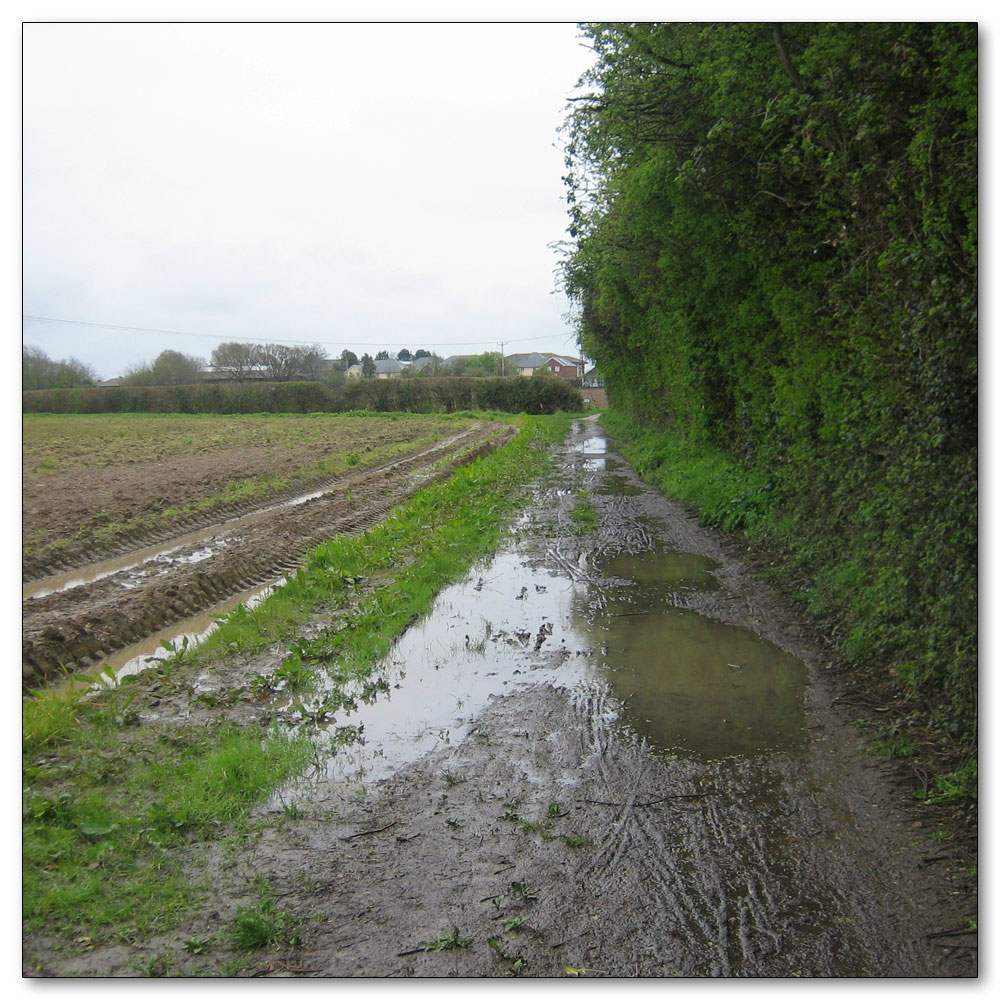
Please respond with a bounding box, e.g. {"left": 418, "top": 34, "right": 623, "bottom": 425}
{"left": 25, "top": 417, "right": 976, "bottom": 978}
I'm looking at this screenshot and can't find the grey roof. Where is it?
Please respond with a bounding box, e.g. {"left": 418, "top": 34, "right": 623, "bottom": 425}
{"left": 507, "top": 352, "right": 548, "bottom": 369}
{"left": 348, "top": 358, "right": 406, "bottom": 375}
{"left": 508, "top": 352, "right": 580, "bottom": 369}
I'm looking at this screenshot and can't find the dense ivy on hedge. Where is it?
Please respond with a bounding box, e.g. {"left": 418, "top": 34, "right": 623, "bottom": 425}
{"left": 562, "top": 23, "right": 976, "bottom": 735}
{"left": 21, "top": 375, "right": 583, "bottom": 417}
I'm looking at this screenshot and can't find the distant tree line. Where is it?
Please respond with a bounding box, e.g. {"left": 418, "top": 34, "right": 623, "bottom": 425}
{"left": 208, "top": 342, "right": 328, "bottom": 381}
{"left": 25, "top": 339, "right": 545, "bottom": 390}
{"left": 22, "top": 346, "right": 97, "bottom": 390}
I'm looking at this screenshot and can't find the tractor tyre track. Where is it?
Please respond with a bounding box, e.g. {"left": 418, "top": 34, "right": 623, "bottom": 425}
{"left": 22, "top": 422, "right": 514, "bottom": 687}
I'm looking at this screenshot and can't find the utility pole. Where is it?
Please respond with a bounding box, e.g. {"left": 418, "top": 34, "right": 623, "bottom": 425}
{"left": 498, "top": 341, "right": 506, "bottom": 377}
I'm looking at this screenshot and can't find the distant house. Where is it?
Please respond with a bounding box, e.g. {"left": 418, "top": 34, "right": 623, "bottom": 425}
{"left": 346, "top": 358, "right": 406, "bottom": 379}
{"left": 506, "top": 352, "right": 581, "bottom": 379}
{"left": 408, "top": 356, "right": 437, "bottom": 372}
{"left": 98, "top": 378, "right": 124, "bottom": 387}
{"left": 506, "top": 352, "right": 547, "bottom": 376}
{"left": 583, "top": 366, "right": 604, "bottom": 388}
{"left": 539, "top": 355, "right": 580, "bottom": 379}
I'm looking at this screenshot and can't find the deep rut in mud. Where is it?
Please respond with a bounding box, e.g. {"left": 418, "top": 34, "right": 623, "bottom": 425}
{"left": 42, "top": 417, "right": 974, "bottom": 978}
{"left": 22, "top": 422, "right": 513, "bottom": 687}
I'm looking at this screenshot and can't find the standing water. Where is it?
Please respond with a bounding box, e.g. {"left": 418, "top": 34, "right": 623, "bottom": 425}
{"left": 285, "top": 535, "right": 807, "bottom": 795}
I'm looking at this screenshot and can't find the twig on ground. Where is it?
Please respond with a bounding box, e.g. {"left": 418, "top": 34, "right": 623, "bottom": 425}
{"left": 339, "top": 820, "right": 399, "bottom": 842}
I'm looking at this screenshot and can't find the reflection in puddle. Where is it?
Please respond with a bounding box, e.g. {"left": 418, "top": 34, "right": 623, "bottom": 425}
{"left": 583, "top": 603, "right": 807, "bottom": 758}
{"left": 306, "top": 552, "right": 582, "bottom": 785}
{"left": 597, "top": 475, "right": 642, "bottom": 496}
{"left": 578, "top": 434, "right": 607, "bottom": 472}
{"left": 598, "top": 549, "right": 721, "bottom": 592}
{"left": 582, "top": 549, "right": 806, "bottom": 758}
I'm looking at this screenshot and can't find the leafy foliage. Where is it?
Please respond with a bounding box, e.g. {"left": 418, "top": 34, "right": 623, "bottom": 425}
{"left": 209, "top": 341, "right": 327, "bottom": 381}
{"left": 123, "top": 349, "right": 205, "bottom": 386}
{"left": 562, "top": 23, "right": 977, "bottom": 733}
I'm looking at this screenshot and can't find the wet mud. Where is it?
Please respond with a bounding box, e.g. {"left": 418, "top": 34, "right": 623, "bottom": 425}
{"left": 34, "top": 417, "right": 975, "bottom": 977}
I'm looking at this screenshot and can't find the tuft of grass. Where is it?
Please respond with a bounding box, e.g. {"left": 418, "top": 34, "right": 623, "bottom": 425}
{"left": 569, "top": 493, "right": 599, "bottom": 534}
{"left": 229, "top": 899, "right": 300, "bottom": 951}
{"left": 23, "top": 683, "right": 86, "bottom": 752}
{"left": 918, "top": 759, "right": 978, "bottom": 804}
{"left": 22, "top": 720, "right": 313, "bottom": 938}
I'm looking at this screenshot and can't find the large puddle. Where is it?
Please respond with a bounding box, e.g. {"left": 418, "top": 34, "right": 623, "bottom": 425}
{"left": 280, "top": 537, "right": 808, "bottom": 798}
{"left": 294, "top": 551, "right": 582, "bottom": 786}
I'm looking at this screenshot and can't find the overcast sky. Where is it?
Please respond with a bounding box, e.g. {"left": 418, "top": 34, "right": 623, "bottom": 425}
{"left": 22, "top": 21, "right": 596, "bottom": 380}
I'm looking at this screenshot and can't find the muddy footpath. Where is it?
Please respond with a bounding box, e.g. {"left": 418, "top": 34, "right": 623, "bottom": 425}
{"left": 28, "top": 417, "right": 977, "bottom": 978}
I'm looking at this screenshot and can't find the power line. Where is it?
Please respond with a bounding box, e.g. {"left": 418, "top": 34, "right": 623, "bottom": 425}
{"left": 22, "top": 315, "right": 575, "bottom": 352}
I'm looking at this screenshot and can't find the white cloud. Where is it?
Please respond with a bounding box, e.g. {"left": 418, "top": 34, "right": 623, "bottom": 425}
{"left": 23, "top": 21, "right": 594, "bottom": 378}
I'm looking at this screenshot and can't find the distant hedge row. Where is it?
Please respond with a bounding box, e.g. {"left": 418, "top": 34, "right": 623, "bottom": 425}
{"left": 22, "top": 375, "right": 584, "bottom": 416}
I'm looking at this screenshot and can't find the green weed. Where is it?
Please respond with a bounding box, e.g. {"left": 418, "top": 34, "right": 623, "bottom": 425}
{"left": 229, "top": 899, "right": 300, "bottom": 951}
{"left": 487, "top": 935, "right": 528, "bottom": 973}
{"left": 423, "top": 927, "right": 472, "bottom": 952}
{"left": 569, "top": 494, "right": 599, "bottom": 534}
{"left": 919, "top": 759, "right": 977, "bottom": 804}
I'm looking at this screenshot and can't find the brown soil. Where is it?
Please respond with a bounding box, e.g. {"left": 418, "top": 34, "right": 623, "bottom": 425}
{"left": 22, "top": 420, "right": 513, "bottom": 687}
{"left": 22, "top": 414, "right": 473, "bottom": 580}
{"left": 23, "top": 417, "right": 977, "bottom": 978}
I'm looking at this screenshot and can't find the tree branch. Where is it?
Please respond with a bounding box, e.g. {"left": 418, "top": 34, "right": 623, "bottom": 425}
{"left": 771, "top": 23, "right": 807, "bottom": 91}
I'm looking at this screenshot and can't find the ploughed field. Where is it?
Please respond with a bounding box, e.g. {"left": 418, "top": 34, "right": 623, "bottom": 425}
{"left": 22, "top": 412, "right": 514, "bottom": 687}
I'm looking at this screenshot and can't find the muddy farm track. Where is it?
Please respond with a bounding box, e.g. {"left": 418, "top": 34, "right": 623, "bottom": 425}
{"left": 25, "top": 417, "right": 976, "bottom": 978}
{"left": 22, "top": 420, "right": 513, "bottom": 687}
